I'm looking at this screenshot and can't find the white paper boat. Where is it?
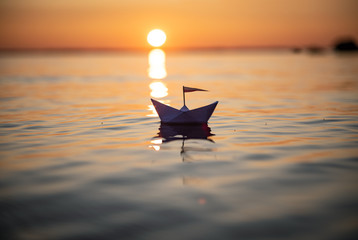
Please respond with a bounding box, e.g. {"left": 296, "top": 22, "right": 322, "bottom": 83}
{"left": 151, "top": 86, "right": 218, "bottom": 124}
{"left": 151, "top": 99, "right": 218, "bottom": 124}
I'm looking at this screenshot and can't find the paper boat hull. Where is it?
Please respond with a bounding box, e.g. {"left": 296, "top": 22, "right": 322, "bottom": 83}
{"left": 151, "top": 99, "right": 218, "bottom": 124}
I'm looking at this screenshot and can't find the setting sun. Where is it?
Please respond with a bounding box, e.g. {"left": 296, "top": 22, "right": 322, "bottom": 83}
{"left": 147, "top": 29, "right": 166, "bottom": 47}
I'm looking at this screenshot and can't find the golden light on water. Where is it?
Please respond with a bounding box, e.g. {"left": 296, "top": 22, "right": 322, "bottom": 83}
{"left": 148, "top": 49, "right": 167, "bottom": 79}
{"left": 147, "top": 81, "right": 169, "bottom": 117}
{"left": 147, "top": 31, "right": 168, "bottom": 118}
{"left": 151, "top": 139, "right": 163, "bottom": 145}
{"left": 147, "top": 104, "right": 158, "bottom": 117}
{"left": 149, "top": 82, "right": 168, "bottom": 98}
{"left": 149, "top": 49, "right": 165, "bottom": 65}
{"left": 147, "top": 29, "right": 166, "bottom": 47}
{"left": 152, "top": 145, "right": 161, "bottom": 151}
{"left": 149, "top": 139, "right": 163, "bottom": 151}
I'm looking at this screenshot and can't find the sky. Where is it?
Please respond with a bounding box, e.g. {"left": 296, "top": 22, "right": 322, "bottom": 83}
{"left": 0, "top": 0, "right": 357, "bottom": 50}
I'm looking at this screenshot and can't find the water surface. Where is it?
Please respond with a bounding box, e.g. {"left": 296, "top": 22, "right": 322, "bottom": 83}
{"left": 0, "top": 51, "right": 357, "bottom": 239}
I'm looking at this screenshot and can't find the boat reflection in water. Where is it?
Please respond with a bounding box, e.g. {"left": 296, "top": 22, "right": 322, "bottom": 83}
{"left": 150, "top": 123, "right": 216, "bottom": 162}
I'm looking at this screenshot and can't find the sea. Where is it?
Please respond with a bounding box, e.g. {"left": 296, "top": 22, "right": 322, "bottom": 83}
{"left": 0, "top": 49, "right": 357, "bottom": 240}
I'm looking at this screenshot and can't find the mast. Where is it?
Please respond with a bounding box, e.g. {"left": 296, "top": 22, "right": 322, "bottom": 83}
{"left": 182, "top": 86, "right": 186, "bottom": 106}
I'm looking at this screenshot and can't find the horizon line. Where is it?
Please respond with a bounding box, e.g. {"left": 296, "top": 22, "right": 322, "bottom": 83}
{"left": 0, "top": 45, "right": 331, "bottom": 53}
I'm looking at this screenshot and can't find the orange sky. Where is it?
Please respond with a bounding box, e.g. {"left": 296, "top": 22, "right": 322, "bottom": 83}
{"left": 0, "top": 0, "right": 357, "bottom": 50}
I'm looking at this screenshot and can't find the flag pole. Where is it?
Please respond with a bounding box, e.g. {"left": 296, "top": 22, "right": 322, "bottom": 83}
{"left": 183, "top": 86, "right": 186, "bottom": 106}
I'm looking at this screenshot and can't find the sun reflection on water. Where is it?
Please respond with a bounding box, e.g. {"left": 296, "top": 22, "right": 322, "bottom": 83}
{"left": 149, "top": 138, "right": 163, "bottom": 151}
{"left": 149, "top": 82, "right": 168, "bottom": 98}
{"left": 148, "top": 49, "right": 167, "bottom": 79}
{"left": 147, "top": 82, "right": 170, "bottom": 117}
{"left": 147, "top": 48, "right": 169, "bottom": 117}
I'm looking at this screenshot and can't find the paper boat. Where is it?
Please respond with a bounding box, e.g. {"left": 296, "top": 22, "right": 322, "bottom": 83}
{"left": 151, "top": 86, "right": 218, "bottom": 124}
{"left": 151, "top": 99, "right": 218, "bottom": 124}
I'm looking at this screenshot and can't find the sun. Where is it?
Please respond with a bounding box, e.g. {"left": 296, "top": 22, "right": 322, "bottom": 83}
{"left": 147, "top": 29, "right": 166, "bottom": 47}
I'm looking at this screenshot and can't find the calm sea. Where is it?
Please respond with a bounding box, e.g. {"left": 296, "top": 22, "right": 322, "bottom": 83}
{"left": 0, "top": 50, "right": 357, "bottom": 240}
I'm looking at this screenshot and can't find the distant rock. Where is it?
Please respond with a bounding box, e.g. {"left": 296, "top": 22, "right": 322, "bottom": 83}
{"left": 306, "top": 46, "right": 325, "bottom": 54}
{"left": 292, "top": 47, "right": 302, "bottom": 53}
{"left": 333, "top": 38, "right": 358, "bottom": 52}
